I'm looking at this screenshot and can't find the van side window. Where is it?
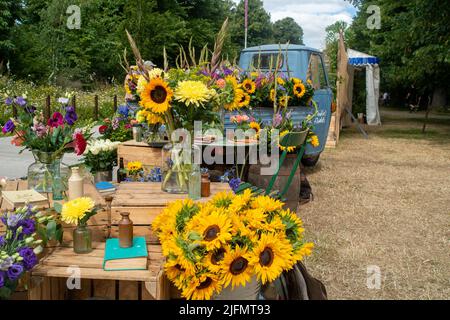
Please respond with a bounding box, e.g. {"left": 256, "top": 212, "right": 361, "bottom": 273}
{"left": 252, "top": 53, "right": 284, "bottom": 70}
{"left": 308, "top": 54, "right": 328, "bottom": 89}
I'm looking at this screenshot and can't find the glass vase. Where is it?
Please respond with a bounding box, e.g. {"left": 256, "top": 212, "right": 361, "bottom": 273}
{"left": 73, "top": 224, "right": 92, "bottom": 254}
{"left": 27, "top": 151, "right": 65, "bottom": 196}
{"left": 161, "top": 143, "right": 192, "bottom": 194}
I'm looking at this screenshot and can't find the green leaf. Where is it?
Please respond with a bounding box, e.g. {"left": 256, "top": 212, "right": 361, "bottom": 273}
{"left": 53, "top": 202, "right": 63, "bottom": 214}
{"left": 46, "top": 220, "right": 57, "bottom": 239}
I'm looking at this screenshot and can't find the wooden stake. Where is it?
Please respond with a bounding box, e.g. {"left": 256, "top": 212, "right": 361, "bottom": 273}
{"left": 94, "top": 95, "right": 99, "bottom": 120}
{"left": 113, "top": 95, "right": 118, "bottom": 113}
{"left": 44, "top": 95, "right": 51, "bottom": 122}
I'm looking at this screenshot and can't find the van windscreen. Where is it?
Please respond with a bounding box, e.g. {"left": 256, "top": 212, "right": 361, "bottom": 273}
{"left": 251, "top": 53, "right": 284, "bottom": 70}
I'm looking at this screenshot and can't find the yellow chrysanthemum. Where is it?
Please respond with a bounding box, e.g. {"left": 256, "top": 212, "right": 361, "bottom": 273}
{"left": 148, "top": 68, "right": 164, "bottom": 80}
{"left": 221, "top": 245, "right": 253, "bottom": 289}
{"left": 249, "top": 121, "right": 260, "bottom": 133}
{"left": 187, "top": 209, "right": 233, "bottom": 251}
{"left": 140, "top": 77, "right": 173, "bottom": 114}
{"left": 174, "top": 80, "right": 215, "bottom": 107}
{"left": 293, "top": 82, "right": 306, "bottom": 98}
{"left": 249, "top": 233, "right": 292, "bottom": 284}
{"left": 182, "top": 273, "right": 222, "bottom": 300}
{"left": 61, "top": 197, "right": 95, "bottom": 225}
{"left": 241, "top": 79, "right": 256, "bottom": 94}
{"left": 127, "top": 161, "right": 143, "bottom": 172}
{"left": 137, "top": 75, "right": 148, "bottom": 95}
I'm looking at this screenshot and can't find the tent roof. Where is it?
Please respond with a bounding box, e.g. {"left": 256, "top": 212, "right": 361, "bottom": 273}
{"left": 348, "top": 49, "right": 379, "bottom": 66}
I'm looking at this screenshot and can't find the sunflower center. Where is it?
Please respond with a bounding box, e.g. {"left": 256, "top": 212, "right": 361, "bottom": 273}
{"left": 197, "top": 277, "right": 213, "bottom": 290}
{"left": 211, "top": 248, "right": 226, "bottom": 265}
{"left": 151, "top": 86, "right": 168, "bottom": 104}
{"left": 174, "top": 264, "right": 183, "bottom": 271}
{"left": 204, "top": 225, "right": 220, "bottom": 241}
{"left": 245, "top": 84, "right": 252, "bottom": 90}
{"left": 259, "top": 247, "right": 274, "bottom": 267}
{"left": 230, "top": 257, "right": 249, "bottom": 275}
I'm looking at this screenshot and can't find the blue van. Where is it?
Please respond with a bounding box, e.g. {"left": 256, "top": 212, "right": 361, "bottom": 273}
{"left": 233, "top": 44, "right": 333, "bottom": 166}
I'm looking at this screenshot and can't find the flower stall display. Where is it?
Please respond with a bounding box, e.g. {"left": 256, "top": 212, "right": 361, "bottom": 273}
{"left": 152, "top": 189, "right": 314, "bottom": 300}
{"left": 83, "top": 139, "right": 121, "bottom": 182}
{"left": 61, "top": 197, "right": 98, "bottom": 254}
{"left": 98, "top": 113, "right": 134, "bottom": 143}
{"left": 1, "top": 96, "right": 90, "bottom": 195}
{"left": 0, "top": 205, "right": 60, "bottom": 299}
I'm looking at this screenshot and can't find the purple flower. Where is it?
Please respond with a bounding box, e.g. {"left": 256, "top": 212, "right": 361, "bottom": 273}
{"left": 0, "top": 257, "right": 13, "bottom": 271}
{"left": 0, "top": 272, "right": 5, "bottom": 288}
{"left": 223, "top": 67, "right": 233, "bottom": 76}
{"left": 17, "top": 219, "right": 35, "bottom": 235}
{"left": 4, "top": 97, "right": 13, "bottom": 106}
{"left": 25, "top": 105, "right": 36, "bottom": 114}
{"left": 2, "top": 119, "right": 15, "bottom": 134}
{"left": 0, "top": 235, "right": 5, "bottom": 247}
{"left": 5, "top": 213, "right": 20, "bottom": 227}
{"left": 47, "top": 112, "right": 64, "bottom": 128}
{"left": 118, "top": 105, "right": 129, "bottom": 117}
{"left": 14, "top": 96, "right": 27, "bottom": 107}
{"left": 7, "top": 264, "right": 24, "bottom": 281}
{"left": 273, "top": 113, "right": 283, "bottom": 128}
{"left": 229, "top": 178, "right": 241, "bottom": 193}
{"left": 64, "top": 106, "right": 78, "bottom": 126}
{"left": 32, "top": 123, "right": 47, "bottom": 137}
{"left": 112, "top": 118, "right": 120, "bottom": 130}
{"left": 19, "top": 247, "right": 38, "bottom": 271}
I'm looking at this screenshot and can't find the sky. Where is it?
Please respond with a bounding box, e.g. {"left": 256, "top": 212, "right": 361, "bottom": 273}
{"left": 232, "top": 0, "right": 357, "bottom": 49}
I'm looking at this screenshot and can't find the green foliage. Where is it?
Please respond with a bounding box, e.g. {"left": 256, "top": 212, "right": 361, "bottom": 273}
{"left": 273, "top": 17, "right": 304, "bottom": 45}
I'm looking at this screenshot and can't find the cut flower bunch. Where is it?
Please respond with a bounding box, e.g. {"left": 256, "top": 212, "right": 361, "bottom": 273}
{"left": 152, "top": 189, "right": 314, "bottom": 300}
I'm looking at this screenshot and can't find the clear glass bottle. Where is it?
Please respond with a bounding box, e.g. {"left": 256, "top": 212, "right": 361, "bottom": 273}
{"left": 161, "top": 143, "right": 190, "bottom": 194}
{"left": 188, "top": 164, "right": 201, "bottom": 200}
{"left": 73, "top": 224, "right": 92, "bottom": 254}
{"left": 133, "top": 124, "right": 143, "bottom": 142}
{"left": 27, "top": 150, "right": 65, "bottom": 194}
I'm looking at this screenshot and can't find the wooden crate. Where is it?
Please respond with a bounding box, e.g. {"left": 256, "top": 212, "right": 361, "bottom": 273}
{"left": 117, "top": 140, "right": 162, "bottom": 167}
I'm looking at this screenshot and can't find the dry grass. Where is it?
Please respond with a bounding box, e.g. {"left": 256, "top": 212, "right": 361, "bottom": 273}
{"left": 299, "top": 108, "right": 450, "bottom": 300}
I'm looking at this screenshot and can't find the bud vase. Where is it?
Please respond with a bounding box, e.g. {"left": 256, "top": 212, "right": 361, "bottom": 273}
{"left": 73, "top": 224, "right": 92, "bottom": 254}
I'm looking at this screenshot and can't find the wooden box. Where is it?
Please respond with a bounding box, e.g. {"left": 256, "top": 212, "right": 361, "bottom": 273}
{"left": 117, "top": 140, "right": 162, "bottom": 167}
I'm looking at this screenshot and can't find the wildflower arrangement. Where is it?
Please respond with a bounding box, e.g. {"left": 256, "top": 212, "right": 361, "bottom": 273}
{"left": 268, "top": 76, "right": 315, "bottom": 108}
{"left": 83, "top": 139, "right": 121, "bottom": 174}
{"left": 0, "top": 205, "right": 60, "bottom": 299}
{"left": 61, "top": 197, "right": 97, "bottom": 226}
{"left": 153, "top": 189, "right": 314, "bottom": 300}
{"left": 98, "top": 105, "right": 134, "bottom": 142}
{"left": 1, "top": 96, "right": 90, "bottom": 157}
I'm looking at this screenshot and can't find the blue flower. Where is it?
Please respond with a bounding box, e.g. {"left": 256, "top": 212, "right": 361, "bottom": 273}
{"left": 64, "top": 106, "right": 78, "bottom": 126}
{"left": 17, "top": 219, "right": 36, "bottom": 235}
{"left": 7, "top": 264, "right": 24, "bottom": 281}
{"left": 2, "top": 119, "right": 15, "bottom": 134}
{"left": 0, "top": 271, "right": 5, "bottom": 288}
{"left": 0, "top": 235, "right": 5, "bottom": 247}
{"left": 229, "top": 178, "right": 241, "bottom": 193}
{"left": 4, "top": 97, "right": 13, "bottom": 106}
{"left": 118, "top": 105, "right": 129, "bottom": 118}
{"left": 14, "top": 96, "right": 26, "bottom": 107}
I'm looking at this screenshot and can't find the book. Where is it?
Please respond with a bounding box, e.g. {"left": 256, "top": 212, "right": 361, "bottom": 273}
{"left": 103, "top": 237, "right": 148, "bottom": 271}
{"left": 1, "top": 189, "right": 48, "bottom": 208}
{"left": 95, "top": 181, "right": 116, "bottom": 193}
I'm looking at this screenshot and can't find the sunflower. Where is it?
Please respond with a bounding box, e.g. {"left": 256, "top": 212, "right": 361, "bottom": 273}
{"left": 291, "top": 242, "right": 314, "bottom": 265}
{"left": 225, "top": 88, "right": 244, "bottom": 111}
{"left": 241, "top": 79, "right": 256, "bottom": 94}
{"left": 211, "top": 191, "right": 234, "bottom": 209}
{"left": 277, "top": 77, "right": 285, "bottom": 85}
{"left": 237, "top": 92, "right": 251, "bottom": 108}
{"left": 278, "top": 130, "right": 297, "bottom": 153}
{"left": 188, "top": 209, "right": 233, "bottom": 251}
{"left": 165, "top": 258, "right": 195, "bottom": 290}
{"left": 269, "top": 89, "right": 276, "bottom": 102}
{"left": 249, "top": 233, "right": 292, "bottom": 284}
{"left": 252, "top": 195, "right": 284, "bottom": 213}
{"left": 127, "top": 161, "right": 143, "bottom": 172}
{"left": 228, "top": 188, "right": 253, "bottom": 213}
{"left": 279, "top": 95, "right": 290, "bottom": 107}
{"left": 204, "top": 246, "right": 228, "bottom": 273}
{"left": 310, "top": 134, "right": 320, "bottom": 147}
{"left": 249, "top": 121, "right": 260, "bottom": 133}
{"left": 291, "top": 77, "right": 301, "bottom": 84}
{"left": 61, "top": 197, "right": 95, "bottom": 225}
{"left": 221, "top": 245, "right": 253, "bottom": 289}
{"left": 140, "top": 77, "right": 173, "bottom": 114}
{"left": 293, "top": 82, "right": 306, "bottom": 99}
{"left": 182, "top": 273, "right": 222, "bottom": 300}
{"left": 174, "top": 80, "right": 215, "bottom": 107}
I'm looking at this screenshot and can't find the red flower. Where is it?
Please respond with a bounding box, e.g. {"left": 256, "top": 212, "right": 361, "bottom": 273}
{"left": 47, "top": 112, "right": 64, "bottom": 128}
{"left": 73, "top": 132, "right": 87, "bottom": 155}
{"left": 99, "top": 125, "right": 108, "bottom": 134}
{"left": 124, "top": 124, "right": 132, "bottom": 129}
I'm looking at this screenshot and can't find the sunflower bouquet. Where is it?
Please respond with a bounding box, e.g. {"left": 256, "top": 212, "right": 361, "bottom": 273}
{"left": 152, "top": 189, "right": 314, "bottom": 300}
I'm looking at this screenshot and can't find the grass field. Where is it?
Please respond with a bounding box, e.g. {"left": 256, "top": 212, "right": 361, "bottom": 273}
{"left": 300, "top": 107, "right": 450, "bottom": 300}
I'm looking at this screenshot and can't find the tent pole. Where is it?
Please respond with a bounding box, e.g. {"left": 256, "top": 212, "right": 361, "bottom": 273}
{"left": 344, "top": 108, "right": 369, "bottom": 139}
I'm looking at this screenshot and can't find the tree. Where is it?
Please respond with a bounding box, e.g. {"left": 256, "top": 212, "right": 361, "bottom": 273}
{"left": 273, "top": 17, "right": 304, "bottom": 45}
{"left": 0, "top": 0, "right": 22, "bottom": 70}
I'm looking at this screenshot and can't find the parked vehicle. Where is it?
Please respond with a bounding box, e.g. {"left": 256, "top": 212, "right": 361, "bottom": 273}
{"left": 226, "top": 44, "right": 334, "bottom": 166}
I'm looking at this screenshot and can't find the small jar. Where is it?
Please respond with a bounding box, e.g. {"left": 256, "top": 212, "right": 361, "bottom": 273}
{"left": 119, "top": 212, "right": 133, "bottom": 248}
{"left": 201, "top": 172, "right": 211, "bottom": 198}
{"left": 133, "top": 124, "right": 143, "bottom": 142}
{"left": 68, "top": 167, "right": 84, "bottom": 200}
{"left": 73, "top": 224, "right": 92, "bottom": 254}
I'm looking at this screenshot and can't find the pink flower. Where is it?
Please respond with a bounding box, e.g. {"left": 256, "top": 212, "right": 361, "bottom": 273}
{"left": 47, "top": 112, "right": 64, "bottom": 128}
{"left": 125, "top": 124, "right": 132, "bottom": 129}
{"left": 72, "top": 131, "right": 87, "bottom": 156}
{"left": 216, "top": 79, "right": 226, "bottom": 89}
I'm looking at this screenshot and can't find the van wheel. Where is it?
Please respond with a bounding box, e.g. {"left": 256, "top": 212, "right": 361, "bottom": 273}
{"left": 302, "top": 154, "right": 320, "bottom": 167}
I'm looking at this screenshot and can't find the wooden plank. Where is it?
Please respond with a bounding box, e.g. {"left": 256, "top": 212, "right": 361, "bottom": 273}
{"left": 119, "top": 281, "right": 139, "bottom": 300}
{"left": 111, "top": 207, "right": 163, "bottom": 225}
{"left": 31, "top": 265, "right": 156, "bottom": 282}
{"left": 93, "top": 280, "right": 116, "bottom": 300}
{"left": 117, "top": 144, "right": 161, "bottom": 167}
{"left": 62, "top": 225, "right": 107, "bottom": 243}
{"left": 0, "top": 180, "right": 19, "bottom": 211}
{"left": 110, "top": 225, "right": 159, "bottom": 244}
{"left": 67, "top": 279, "right": 92, "bottom": 300}
{"left": 28, "top": 275, "right": 44, "bottom": 300}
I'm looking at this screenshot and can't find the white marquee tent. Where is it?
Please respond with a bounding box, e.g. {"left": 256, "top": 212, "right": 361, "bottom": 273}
{"left": 347, "top": 49, "right": 381, "bottom": 126}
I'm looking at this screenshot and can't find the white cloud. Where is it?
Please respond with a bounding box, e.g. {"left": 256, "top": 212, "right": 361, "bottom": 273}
{"left": 232, "top": 0, "right": 356, "bottom": 49}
